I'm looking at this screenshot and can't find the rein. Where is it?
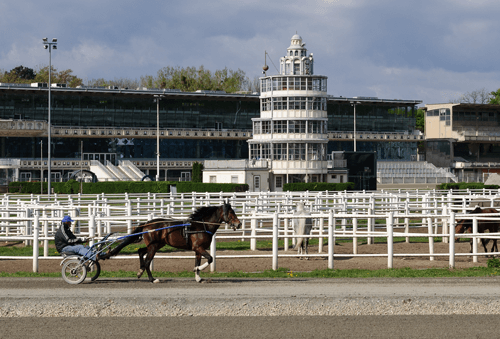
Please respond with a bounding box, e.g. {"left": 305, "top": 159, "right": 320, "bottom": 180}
{"left": 115, "top": 223, "right": 191, "bottom": 241}
{"left": 101, "top": 205, "right": 232, "bottom": 239}
{"left": 114, "top": 218, "right": 224, "bottom": 240}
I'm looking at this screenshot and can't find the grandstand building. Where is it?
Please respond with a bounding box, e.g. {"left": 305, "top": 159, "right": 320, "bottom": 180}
{"left": 0, "top": 34, "right": 424, "bottom": 188}
{"left": 425, "top": 103, "right": 500, "bottom": 183}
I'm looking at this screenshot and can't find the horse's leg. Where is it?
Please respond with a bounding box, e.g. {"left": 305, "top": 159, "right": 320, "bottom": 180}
{"left": 193, "top": 253, "right": 203, "bottom": 283}
{"left": 137, "top": 247, "right": 148, "bottom": 279}
{"left": 143, "top": 244, "right": 162, "bottom": 283}
{"left": 481, "top": 238, "right": 490, "bottom": 255}
{"left": 193, "top": 250, "right": 212, "bottom": 283}
{"left": 304, "top": 238, "right": 309, "bottom": 260}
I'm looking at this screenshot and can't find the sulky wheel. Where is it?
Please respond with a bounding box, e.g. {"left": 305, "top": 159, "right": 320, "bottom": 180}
{"left": 61, "top": 259, "right": 87, "bottom": 284}
{"left": 86, "top": 260, "right": 101, "bottom": 282}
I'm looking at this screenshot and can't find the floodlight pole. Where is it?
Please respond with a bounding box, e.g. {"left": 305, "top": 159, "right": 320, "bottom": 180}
{"left": 350, "top": 101, "right": 361, "bottom": 152}
{"left": 43, "top": 38, "right": 57, "bottom": 196}
{"left": 40, "top": 140, "right": 43, "bottom": 194}
{"left": 154, "top": 94, "right": 164, "bottom": 181}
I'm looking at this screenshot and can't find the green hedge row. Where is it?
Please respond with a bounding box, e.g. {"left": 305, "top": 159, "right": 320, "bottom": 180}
{"left": 283, "top": 182, "right": 355, "bottom": 191}
{"left": 438, "top": 182, "right": 500, "bottom": 190}
{"left": 8, "top": 180, "right": 249, "bottom": 194}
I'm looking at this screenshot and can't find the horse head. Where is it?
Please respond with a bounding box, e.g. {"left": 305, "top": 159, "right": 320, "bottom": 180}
{"left": 222, "top": 203, "right": 242, "bottom": 230}
{"left": 454, "top": 218, "right": 471, "bottom": 242}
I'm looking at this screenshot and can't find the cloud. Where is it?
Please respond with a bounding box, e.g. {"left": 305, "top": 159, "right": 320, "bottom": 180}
{"left": 1, "top": 0, "right": 499, "bottom": 104}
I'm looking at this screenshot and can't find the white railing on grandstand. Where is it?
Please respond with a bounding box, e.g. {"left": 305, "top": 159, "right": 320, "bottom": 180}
{"left": 1, "top": 190, "right": 500, "bottom": 272}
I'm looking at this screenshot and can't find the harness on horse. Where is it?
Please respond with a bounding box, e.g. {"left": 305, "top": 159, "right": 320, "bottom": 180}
{"left": 182, "top": 222, "right": 214, "bottom": 244}
{"left": 182, "top": 204, "right": 228, "bottom": 243}
{"left": 137, "top": 204, "right": 229, "bottom": 245}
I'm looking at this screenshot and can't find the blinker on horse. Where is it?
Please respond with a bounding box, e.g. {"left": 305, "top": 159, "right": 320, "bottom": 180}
{"left": 101, "top": 203, "right": 241, "bottom": 283}
{"left": 455, "top": 206, "right": 500, "bottom": 255}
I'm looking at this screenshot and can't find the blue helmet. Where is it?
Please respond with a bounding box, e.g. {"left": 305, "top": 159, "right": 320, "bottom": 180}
{"left": 62, "top": 216, "right": 74, "bottom": 223}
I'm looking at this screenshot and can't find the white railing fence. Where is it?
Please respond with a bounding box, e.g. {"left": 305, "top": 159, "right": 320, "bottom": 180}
{"left": 2, "top": 189, "right": 500, "bottom": 273}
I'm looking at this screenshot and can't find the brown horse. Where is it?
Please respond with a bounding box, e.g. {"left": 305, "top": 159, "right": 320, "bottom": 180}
{"left": 455, "top": 206, "right": 500, "bottom": 255}
{"left": 101, "top": 203, "right": 241, "bottom": 283}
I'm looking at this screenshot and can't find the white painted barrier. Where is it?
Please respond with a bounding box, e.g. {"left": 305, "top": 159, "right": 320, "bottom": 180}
{"left": 2, "top": 190, "right": 500, "bottom": 273}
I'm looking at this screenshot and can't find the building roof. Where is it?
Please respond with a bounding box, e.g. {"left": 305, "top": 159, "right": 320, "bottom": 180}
{"left": 0, "top": 83, "right": 422, "bottom": 105}
{"left": 425, "top": 103, "right": 500, "bottom": 110}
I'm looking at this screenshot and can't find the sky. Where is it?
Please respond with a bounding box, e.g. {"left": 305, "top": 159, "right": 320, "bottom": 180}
{"left": 1, "top": 0, "right": 499, "bottom": 106}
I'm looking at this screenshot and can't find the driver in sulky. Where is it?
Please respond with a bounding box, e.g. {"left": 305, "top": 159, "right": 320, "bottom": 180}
{"left": 55, "top": 216, "right": 97, "bottom": 260}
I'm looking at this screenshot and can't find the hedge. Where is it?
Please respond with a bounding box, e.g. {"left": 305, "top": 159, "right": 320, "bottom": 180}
{"left": 438, "top": 182, "right": 500, "bottom": 190}
{"left": 8, "top": 181, "right": 249, "bottom": 194}
{"left": 283, "top": 182, "right": 355, "bottom": 192}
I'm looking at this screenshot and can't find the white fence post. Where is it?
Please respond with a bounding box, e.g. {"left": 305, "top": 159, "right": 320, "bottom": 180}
{"left": 473, "top": 216, "right": 478, "bottom": 263}
{"left": 25, "top": 208, "right": 32, "bottom": 247}
{"left": 442, "top": 205, "right": 448, "bottom": 243}
{"left": 405, "top": 198, "right": 410, "bottom": 243}
{"left": 368, "top": 199, "right": 375, "bottom": 245}
{"left": 387, "top": 212, "right": 393, "bottom": 269}
{"left": 89, "top": 214, "right": 95, "bottom": 247}
{"left": 328, "top": 209, "right": 334, "bottom": 269}
{"left": 33, "top": 212, "right": 39, "bottom": 273}
{"left": 427, "top": 213, "right": 435, "bottom": 261}
{"left": 318, "top": 216, "right": 324, "bottom": 254}
{"left": 284, "top": 214, "right": 289, "bottom": 252}
{"left": 449, "top": 211, "right": 455, "bottom": 268}
{"left": 250, "top": 212, "right": 257, "bottom": 251}
{"left": 127, "top": 202, "right": 133, "bottom": 234}
{"left": 352, "top": 217, "right": 358, "bottom": 255}
{"left": 272, "top": 213, "right": 279, "bottom": 270}
{"left": 241, "top": 202, "right": 247, "bottom": 241}
{"left": 43, "top": 209, "right": 49, "bottom": 257}
{"left": 210, "top": 233, "right": 216, "bottom": 272}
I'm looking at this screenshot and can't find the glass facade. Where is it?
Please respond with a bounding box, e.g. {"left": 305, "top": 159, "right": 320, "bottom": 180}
{"left": 0, "top": 91, "right": 257, "bottom": 130}
{"left": 328, "top": 102, "right": 417, "bottom": 132}
{"left": 0, "top": 88, "right": 420, "bottom": 161}
{"left": 0, "top": 136, "right": 248, "bottom": 160}
{"left": 260, "top": 76, "right": 327, "bottom": 92}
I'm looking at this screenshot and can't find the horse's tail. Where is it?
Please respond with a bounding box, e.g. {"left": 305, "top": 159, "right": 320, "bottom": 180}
{"left": 100, "top": 226, "right": 144, "bottom": 260}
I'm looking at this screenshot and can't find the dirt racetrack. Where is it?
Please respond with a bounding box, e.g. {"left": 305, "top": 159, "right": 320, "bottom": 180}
{"left": 0, "top": 240, "right": 491, "bottom": 274}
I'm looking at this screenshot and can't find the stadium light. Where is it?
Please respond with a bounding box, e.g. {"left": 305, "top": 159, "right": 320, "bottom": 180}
{"left": 154, "top": 94, "right": 165, "bottom": 181}
{"left": 350, "top": 101, "right": 361, "bottom": 152}
{"left": 42, "top": 37, "right": 57, "bottom": 196}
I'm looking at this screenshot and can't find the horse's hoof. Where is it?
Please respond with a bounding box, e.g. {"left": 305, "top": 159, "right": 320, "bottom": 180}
{"left": 137, "top": 269, "right": 144, "bottom": 279}
{"left": 153, "top": 279, "right": 160, "bottom": 284}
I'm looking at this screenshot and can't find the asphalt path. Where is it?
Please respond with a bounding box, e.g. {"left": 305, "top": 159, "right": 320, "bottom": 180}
{"left": 2, "top": 277, "right": 500, "bottom": 338}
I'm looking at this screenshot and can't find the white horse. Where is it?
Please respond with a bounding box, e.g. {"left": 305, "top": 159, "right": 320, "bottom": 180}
{"left": 293, "top": 202, "right": 313, "bottom": 258}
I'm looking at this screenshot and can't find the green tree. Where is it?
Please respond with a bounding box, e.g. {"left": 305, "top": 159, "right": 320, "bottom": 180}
{"left": 140, "top": 66, "right": 247, "bottom": 93}
{"left": 1, "top": 65, "right": 37, "bottom": 83}
{"left": 34, "top": 66, "right": 83, "bottom": 87}
{"left": 192, "top": 162, "right": 204, "bottom": 183}
{"left": 415, "top": 108, "right": 425, "bottom": 132}
{"left": 490, "top": 89, "right": 500, "bottom": 105}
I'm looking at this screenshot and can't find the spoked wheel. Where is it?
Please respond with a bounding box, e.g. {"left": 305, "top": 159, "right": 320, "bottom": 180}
{"left": 86, "top": 260, "right": 101, "bottom": 282}
{"left": 61, "top": 259, "right": 87, "bottom": 284}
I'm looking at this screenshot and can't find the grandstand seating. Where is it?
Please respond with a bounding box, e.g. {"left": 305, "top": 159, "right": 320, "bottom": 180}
{"left": 377, "top": 161, "right": 458, "bottom": 184}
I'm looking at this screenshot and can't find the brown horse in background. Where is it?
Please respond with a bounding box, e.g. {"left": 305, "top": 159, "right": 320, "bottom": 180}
{"left": 101, "top": 203, "right": 241, "bottom": 283}
{"left": 455, "top": 207, "right": 500, "bottom": 255}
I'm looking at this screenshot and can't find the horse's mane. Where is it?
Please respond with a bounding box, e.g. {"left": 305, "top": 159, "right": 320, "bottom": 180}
{"left": 189, "top": 206, "right": 220, "bottom": 222}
